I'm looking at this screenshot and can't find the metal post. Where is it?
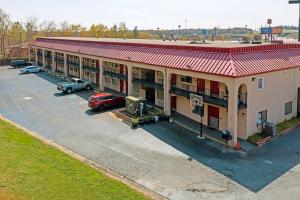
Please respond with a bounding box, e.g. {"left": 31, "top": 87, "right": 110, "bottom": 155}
{"left": 200, "top": 114, "right": 203, "bottom": 138}
{"left": 298, "top": 4, "right": 300, "bottom": 41}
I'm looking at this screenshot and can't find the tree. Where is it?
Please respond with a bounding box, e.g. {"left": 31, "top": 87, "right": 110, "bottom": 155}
{"left": 60, "top": 20, "right": 70, "bottom": 36}
{"left": 0, "top": 9, "right": 11, "bottom": 58}
{"left": 25, "top": 16, "right": 38, "bottom": 42}
{"left": 89, "top": 24, "right": 107, "bottom": 38}
{"left": 8, "top": 21, "right": 25, "bottom": 45}
{"left": 40, "top": 20, "right": 57, "bottom": 37}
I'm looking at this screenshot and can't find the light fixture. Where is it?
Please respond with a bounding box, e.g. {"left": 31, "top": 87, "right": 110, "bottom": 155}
{"left": 252, "top": 77, "right": 257, "bottom": 82}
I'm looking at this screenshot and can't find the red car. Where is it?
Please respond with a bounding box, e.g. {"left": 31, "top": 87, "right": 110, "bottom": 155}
{"left": 88, "top": 93, "right": 125, "bottom": 110}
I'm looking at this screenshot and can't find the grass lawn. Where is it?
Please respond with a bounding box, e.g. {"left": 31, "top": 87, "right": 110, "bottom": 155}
{"left": 276, "top": 117, "right": 300, "bottom": 134}
{"left": 0, "top": 119, "right": 150, "bottom": 200}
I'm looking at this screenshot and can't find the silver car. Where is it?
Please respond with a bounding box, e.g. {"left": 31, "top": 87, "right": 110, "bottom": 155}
{"left": 20, "top": 66, "right": 43, "bottom": 74}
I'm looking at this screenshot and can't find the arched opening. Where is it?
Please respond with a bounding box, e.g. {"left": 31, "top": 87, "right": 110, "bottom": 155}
{"left": 238, "top": 84, "right": 248, "bottom": 139}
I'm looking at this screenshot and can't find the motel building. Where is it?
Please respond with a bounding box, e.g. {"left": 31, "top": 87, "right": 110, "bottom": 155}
{"left": 29, "top": 37, "right": 300, "bottom": 148}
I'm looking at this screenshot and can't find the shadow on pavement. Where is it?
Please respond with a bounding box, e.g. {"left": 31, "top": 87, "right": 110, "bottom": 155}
{"left": 140, "top": 121, "right": 300, "bottom": 193}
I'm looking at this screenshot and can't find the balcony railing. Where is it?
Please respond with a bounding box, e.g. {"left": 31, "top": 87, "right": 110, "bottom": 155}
{"left": 170, "top": 82, "right": 228, "bottom": 108}
{"left": 55, "top": 57, "right": 65, "bottom": 63}
{"left": 83, "top": 65, "right": 100, "bottom": 73}
{"left": 68, "top": 60, "right": 80, "bottom": 67}
{"left": 170, "top": 82, "right": 248, "bottom": 109}
{"left": 45, "top": 53, "right": 52, "bottom": 59}
{"left": 103, "top": 67, "right": 127, "bottom": 80}
{"left": 132, "top": 77, "right": 164, "bottom": 90}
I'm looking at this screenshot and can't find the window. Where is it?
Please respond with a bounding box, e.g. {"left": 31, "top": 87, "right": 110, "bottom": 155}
{"left": 85, "top": 70, "right": 90, "bottom": 77}
{"left": 180, "top": 76, "right": 193, "bottom": 84}
{"left": 157, "top": 90, "right": 164, "bottom": 100}
{"left": 112, "top": 78, "right": 118, "bottom": 85}
{"left": 258, "top": 78, "right": 264, "bottom": 90}
{"left": 285, "top": 101, "right": 292, "bottom": 115}
{"left": 105, "top": 76, "right": 111, "bottom": 83}
{"left": 257, "top": 110, "right": 267, "bottom": 126}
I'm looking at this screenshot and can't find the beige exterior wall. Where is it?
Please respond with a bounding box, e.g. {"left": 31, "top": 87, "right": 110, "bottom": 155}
{"left": 176, "top": 96, "right": 228, "bottom": 131}
{"left": 237, "top": 67, "right": 300, "bottom": 137}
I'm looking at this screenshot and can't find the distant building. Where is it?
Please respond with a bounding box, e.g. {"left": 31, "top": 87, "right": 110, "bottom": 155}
{"left": 29, "top": 37, "right": 300, "bottom": 148}
{"left": 9, "top": 43, "right": 29, "bottom": 59}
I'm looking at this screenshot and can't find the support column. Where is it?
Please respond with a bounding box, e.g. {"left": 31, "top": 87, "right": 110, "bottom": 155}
{"left": 63, "top": 53, "right": 68, "bottom": 77}
{"left": 164, "top": 69, "right": 171, "bottom": 116}
{"left": 79, "top": 56, "right": 83, "bottom": 79}
{"left": 42, "top": 49, "right": 45, "bottom": 68}
{"left": 99, "top": 60, "right": 104, "bottom": 91}
{"left": 28, "top": 47, "right": 31, "bottom": 62}
{"left": 127, "top": 65, "right": 133, "bottom": 96}
{"left": 35, "top": 48, "right": 38, "bottom": 65}
{"left": 52, "top": 51, "right": 55, "bottom": 72}
{"left": 227, "top": 81, "right": 239, "bottom": 148}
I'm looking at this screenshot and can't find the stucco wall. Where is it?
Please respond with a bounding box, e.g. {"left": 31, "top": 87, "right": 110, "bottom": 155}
{"left": 237, "top": 67, "right": 300, "bottom": 137}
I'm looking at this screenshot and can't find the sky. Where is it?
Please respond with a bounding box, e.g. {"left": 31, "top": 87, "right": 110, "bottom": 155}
{"left": 0, "top": 0, "right": 299, "bottom": 30}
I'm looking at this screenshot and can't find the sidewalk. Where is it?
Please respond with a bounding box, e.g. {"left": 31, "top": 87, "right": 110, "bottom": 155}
{"left": 171, "top": 112, "right": 256, "bottom": 152}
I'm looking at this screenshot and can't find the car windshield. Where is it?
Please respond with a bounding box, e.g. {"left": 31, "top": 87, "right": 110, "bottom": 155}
{"left": 72, "top": 79, "right": 77, "bottom": 83}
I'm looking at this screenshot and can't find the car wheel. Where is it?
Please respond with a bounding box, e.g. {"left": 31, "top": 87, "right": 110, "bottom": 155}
{"left": 39, "top": 69, "right": 42, "bottom": 72}
{"left": 86, "top": 85, "right": 91, "bottom": 90}
{"left": 25, "top": 71, "right": 29, "bottom": 74}
{"left": 98, "top": 105, "right": 105, "bottom": 111}
{"left": 66, "top": 88, "right": 72, "bottom": 94}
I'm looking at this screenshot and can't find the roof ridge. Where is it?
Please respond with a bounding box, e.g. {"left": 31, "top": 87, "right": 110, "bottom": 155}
{"left": 228, "top": 53, "right": 237, "bottom": 77}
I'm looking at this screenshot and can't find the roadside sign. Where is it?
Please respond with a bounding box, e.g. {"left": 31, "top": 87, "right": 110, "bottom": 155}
{"left": 289, "top": 0, "right": 300, "bottom": 4}
{"left": 272, "top": 27, "right": 283, "bottom": 34}
{"left": 267, "top": 19, "right": 272, "bottom": 25}
{"left": 260, "top": 27, "right": 272, "bottom": 35}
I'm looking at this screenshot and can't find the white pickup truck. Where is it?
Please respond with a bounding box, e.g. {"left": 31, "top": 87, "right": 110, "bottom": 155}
{"left": 57, "top": 78, "right": 92, "bottom": 94}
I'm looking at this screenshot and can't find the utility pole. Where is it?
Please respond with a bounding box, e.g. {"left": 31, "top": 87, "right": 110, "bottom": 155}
{"left": 289, "top": 0, "right": 300, "bottom": 41}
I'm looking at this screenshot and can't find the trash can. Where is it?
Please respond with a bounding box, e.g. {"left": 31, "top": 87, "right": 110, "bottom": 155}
{"left": 263, "top": 122, "right": 277, "bottom": 137}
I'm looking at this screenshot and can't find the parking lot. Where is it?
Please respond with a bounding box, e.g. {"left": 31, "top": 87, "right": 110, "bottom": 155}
{"left": 0, "top": 66, "right": 300, "bottom": 200}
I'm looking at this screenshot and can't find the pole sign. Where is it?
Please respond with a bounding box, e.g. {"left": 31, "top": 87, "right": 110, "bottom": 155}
{"left": 260, "top": 27, "right": 272, "bottom": 35}
{"left": 267, "top": 19, "right": 272, "bottom": 25}
{"left": 272, "top": 27, "right": 283, "bottom": 34}
{"left": 289, "top": 0, "right": 300, "bottom": 4}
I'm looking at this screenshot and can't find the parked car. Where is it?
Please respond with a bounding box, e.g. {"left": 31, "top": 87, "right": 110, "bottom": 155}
{"left": 20, "top": 66, "right": 43, "bottom": 74}
{"left": 11, "top": 60, "right": 33, "bottom": 68}
{"left": 88, "top": 93, "right": 125, "bottom": 110}
{"left": 57, "top": 78, "right": 92, "bottom": 94}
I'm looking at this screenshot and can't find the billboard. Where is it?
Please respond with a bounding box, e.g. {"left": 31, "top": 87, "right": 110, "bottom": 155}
{"left": 272, "top": 27, "right": 283, "bottom": 34}
{"left": 261, "top": 27, "right": 272, "bottom": 35}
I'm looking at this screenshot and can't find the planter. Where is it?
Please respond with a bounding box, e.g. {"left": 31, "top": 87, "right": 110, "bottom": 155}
{"left": 256, "top": 136, "right": 272, "bottom": 147}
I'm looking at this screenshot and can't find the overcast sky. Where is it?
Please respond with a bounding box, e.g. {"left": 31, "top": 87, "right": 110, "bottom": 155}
{"left": 1, "top": 0, "right": 299, "bottom": 30}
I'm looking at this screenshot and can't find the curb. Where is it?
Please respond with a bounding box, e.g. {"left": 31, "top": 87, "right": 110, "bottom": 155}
{"left": 0, "top": 115, "right": 167, "bottom": 200}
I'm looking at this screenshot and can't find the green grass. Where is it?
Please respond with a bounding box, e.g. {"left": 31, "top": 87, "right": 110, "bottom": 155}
{"left": 247, "top": 133, "right": 268, "bottom": 144}
{"left": 276, "top": 117, "right": 300, "bottom": 134}
{"left": 0, "top": 119, "right": 150, "bottom": 200}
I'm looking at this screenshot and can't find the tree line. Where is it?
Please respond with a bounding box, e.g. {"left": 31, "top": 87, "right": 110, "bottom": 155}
{"left": 0, "top": 9, "right": 155, "bottom": 59}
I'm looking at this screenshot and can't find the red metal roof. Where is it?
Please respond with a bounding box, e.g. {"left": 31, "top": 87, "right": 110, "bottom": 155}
{"left": 30, "top": 38, "right": 300, "bottom": 78}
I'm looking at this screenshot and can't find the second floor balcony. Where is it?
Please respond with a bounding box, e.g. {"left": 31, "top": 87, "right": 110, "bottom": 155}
{"left": 132, "top": 73, "right": 164, "bottom": 90}
{"left": 83, "top": 64, "right": 100, "bottom": 73}
{"left": 170, "top": 82, "right": 247, "bottom": 109}
{"left": 103, "top": 67, "right": 127, "bottom": 80}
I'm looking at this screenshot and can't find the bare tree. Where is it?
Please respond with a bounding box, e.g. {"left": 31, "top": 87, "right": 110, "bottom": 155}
{"left": 40, "top": 20, "right": 56, "bottom": 37}
{"left": 0, "top": 9, "right": 11, "bottom": 58}
{"left": 25, "top": 16, "right": 38, "bottom": 42}
{"left": 60, "top": 20, "right": 69, "bottom": 36}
